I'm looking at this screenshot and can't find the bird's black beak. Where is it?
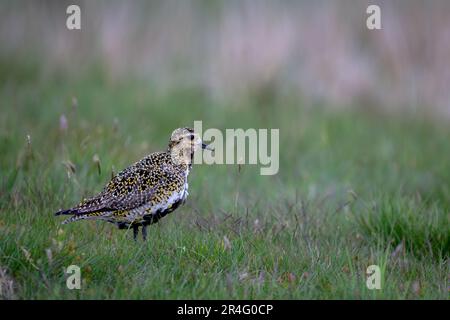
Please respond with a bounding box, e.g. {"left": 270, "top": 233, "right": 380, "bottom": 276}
{"left": 202, "top": 143, "right": 214, "bottom": 151}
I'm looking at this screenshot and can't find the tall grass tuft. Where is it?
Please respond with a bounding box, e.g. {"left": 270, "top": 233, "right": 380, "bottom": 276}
{"left": 356, "top": 196, "right": 449, "bottom": 260}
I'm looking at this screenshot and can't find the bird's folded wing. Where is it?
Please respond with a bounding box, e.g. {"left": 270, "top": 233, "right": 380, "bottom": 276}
{"left": 102, "top": 178, "right": 164, "bottom": 211}
{"left": 70, "top": 165, "right": 169, "bottom": 215}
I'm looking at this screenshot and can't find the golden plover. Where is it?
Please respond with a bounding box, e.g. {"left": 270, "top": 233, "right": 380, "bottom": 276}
{"left": 55, "top": 127, "right": 212, "bottom": 240}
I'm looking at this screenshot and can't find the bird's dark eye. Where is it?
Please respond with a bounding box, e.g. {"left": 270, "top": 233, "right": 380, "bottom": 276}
{"left": 190, "top": 134, "right": 194, "bottom": 140}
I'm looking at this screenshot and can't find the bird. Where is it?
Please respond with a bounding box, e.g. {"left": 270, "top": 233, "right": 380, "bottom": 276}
{"left": 55, "top": 127, "right": 212, "bottom": 241}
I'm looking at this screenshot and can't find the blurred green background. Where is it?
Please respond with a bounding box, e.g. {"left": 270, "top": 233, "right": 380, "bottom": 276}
{"left": 0, "top": 1, "right": 448, "bottom": 299}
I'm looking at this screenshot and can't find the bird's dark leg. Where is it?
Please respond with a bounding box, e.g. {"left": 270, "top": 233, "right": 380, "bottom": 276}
{"left": 133, "top": 225, "right": 139, "bottom": 241}
{"left": 142, "top": 225, "right": 147, "bottom": 241}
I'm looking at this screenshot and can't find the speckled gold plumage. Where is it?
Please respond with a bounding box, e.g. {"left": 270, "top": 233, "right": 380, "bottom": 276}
{"left": 55, "top": 127, "right": 208, "bottom": 240}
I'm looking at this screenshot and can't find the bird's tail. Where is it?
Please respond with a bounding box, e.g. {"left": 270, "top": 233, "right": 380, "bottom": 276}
{"left": 55, "top": 208, "right": 78, "bottom": 216}
{"left": 56, "top": 209, "right": 107, "bottom": 224}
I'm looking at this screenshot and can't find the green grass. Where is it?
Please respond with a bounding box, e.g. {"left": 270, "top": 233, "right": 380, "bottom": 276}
{"left": 0, "top": 60, "right": 449, "bottom": 299}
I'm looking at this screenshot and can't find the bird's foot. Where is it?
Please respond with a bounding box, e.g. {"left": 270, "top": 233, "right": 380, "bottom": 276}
{"left": 133, "top": 225, "right": 139, "bottom": 241}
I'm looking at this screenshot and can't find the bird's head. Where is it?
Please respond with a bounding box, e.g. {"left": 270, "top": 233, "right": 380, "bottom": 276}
{"left": 168, "top": 127, "right": 213, "bottom": 165}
